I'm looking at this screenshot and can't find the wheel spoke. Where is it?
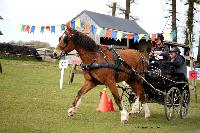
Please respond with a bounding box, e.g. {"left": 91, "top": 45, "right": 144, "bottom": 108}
{"left": 180, "top": 89, "right": 190, "bottom": 119}
{"left": 165, "top": 87, "right": 181, "bottom": 121}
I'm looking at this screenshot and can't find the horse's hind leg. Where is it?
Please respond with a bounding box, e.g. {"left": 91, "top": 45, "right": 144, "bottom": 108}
{"left": 106, "top": 81, "right": 129, "bottom": 124}
{"left": 68, "top": 80, "right": 96, "bottom": 117}
{"left": 126, "top": 81, "right": 150, "bottom": 119}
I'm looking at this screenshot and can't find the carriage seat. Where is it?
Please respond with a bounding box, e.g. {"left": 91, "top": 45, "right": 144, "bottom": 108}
{"left": 171, "top": 73, "right": 188, "bottom": 82}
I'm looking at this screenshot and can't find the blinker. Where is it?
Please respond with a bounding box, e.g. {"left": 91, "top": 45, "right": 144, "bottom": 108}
{"left": 63, "top": 36, "right": 68, "bottom": 44}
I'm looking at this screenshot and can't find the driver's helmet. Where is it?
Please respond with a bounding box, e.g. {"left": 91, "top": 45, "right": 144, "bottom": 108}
{"left": 170, "top": 47, "right": 180, "bottom": 54}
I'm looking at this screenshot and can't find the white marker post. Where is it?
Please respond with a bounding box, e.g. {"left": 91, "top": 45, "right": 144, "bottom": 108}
{"left": 59, "top": 59, "right": 68, "bottom": 89}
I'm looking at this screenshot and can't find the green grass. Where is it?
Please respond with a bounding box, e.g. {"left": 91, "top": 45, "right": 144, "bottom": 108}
{"left": 0, "top": 59, "right": 200, "bottom": 133}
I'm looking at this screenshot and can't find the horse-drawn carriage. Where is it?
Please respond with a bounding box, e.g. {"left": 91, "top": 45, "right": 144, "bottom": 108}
{"left": 54, "top": 26, "right": 190, "bottom": 123}
{"left": 119, "top": 63, "right": 190, "bottom": 121}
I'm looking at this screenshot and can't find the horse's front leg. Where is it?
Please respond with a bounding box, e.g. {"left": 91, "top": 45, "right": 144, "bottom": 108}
{"left": 107, "top": 81, "right": 129, "bottom": 124}
{"left": 68, "top": 80, "right": 96, "bottom": 117}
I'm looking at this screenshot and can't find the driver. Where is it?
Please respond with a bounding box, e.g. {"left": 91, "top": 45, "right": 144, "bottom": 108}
{"left": 169, "top": 47, "right": 187, "bottom": 81}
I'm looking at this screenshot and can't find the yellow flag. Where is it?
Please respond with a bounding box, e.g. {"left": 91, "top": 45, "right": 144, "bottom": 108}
{"left": 75, "top": 19, "right": 81, "bottom": 28}
{"left": 139, "top": 34, "right": 145, "bottom": 40}
{"left": 117, "top": 31, "right": 122, "bottom": 41}
{"left": 96, "top": 26, "right": 102, "bottom": 36}
{"left": 17, "top": 24, "right": 22, "bottom": 31}
{"left": 163, "top": 32, "right": 172, "bottom": 41}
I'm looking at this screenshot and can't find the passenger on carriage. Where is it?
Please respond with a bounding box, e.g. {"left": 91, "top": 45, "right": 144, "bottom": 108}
{"left": 148, "top": 34, "right": 170, "bottom": 75}
{"left": 169, "top": 47, "right": 187, "bottom": 81}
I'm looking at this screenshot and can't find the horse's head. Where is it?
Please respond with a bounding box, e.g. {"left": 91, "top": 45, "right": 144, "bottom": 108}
{"left": 53, "top": 26, "right": 75, "bottom": 58}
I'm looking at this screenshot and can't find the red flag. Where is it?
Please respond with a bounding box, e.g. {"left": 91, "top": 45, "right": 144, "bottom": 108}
{"left": 126, "top": 33, "right": 134, "bottom": 39}
{"left": 25, "top": 25, "right": 30, "bottom": 33}
{"left": 66, "top": 22, "right": 70, "bottom": 29}
{"left": 84, "top": 22, "right": 90, "bottom": 33}
{"left": 46, "top": 26, "right": 50, "bottom": 31}
{"left": 105, "top": 29, "right": 112, "bottom": 38}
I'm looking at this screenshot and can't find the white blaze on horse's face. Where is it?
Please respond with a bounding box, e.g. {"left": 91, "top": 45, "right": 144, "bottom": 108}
{"left": 53, "top": 47, "right": 62, "bottom": 57}
{"left": 53, "top": 36, "right": 66, "bottom": 57}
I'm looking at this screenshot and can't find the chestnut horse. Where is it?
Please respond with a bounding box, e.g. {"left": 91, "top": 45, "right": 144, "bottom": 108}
{"left": 54, "top": 27, "right": 150, "bottom": 124}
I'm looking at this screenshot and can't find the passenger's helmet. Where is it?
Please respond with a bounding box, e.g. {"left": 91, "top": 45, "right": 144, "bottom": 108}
{"left": 170, "top": 47, "right": 180, "bottom": 54}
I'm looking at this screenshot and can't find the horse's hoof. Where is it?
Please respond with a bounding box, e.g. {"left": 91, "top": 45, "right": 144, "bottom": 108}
{"left": 145, "top": 115, "right": 151, "bottom": 120}
{"left": 68, "top": 112, "right": 75, "bottom": 117}
{"left": 68, "top": 108, "right": 76, "bottom": 117}
{"left": 121, "top": 119, "right": 128, "bottom": 125}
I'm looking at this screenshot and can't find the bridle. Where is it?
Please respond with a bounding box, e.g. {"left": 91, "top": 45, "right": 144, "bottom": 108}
{"left": 58, "top": 29, "right": 74, "bottom": 54}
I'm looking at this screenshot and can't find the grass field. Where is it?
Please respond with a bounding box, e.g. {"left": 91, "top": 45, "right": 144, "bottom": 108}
{"left": 0, "top": 59, "right": 200, "bottom": 133}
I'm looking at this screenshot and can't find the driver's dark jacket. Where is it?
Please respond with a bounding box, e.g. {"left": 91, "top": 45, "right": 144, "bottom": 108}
{"left": 170, "top": 55, "right": 187, "bottom": 80}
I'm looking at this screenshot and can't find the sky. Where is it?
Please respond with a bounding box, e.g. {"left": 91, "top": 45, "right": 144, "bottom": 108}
{"left": 0, "top": 0, "right": 199, "bottom": 55}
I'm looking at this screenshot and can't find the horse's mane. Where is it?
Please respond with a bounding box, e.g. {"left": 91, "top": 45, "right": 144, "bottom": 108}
{"left": 71, "top": 29, "right": 98, "bottom": 52}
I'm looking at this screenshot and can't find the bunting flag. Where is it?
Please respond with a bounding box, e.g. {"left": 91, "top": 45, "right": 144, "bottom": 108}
{"left": 105, "top": 29, "right": 112, "bottom": 38}
{"left": 46, "top": 26, "right": 50, "bottom": 31}
{"left": 96, "top": 26, "right": 102, "bottom": 36}
{"left": 117, "top": 31, "right": 122, "bottom": 41}
{"left": 18, "top": 18, "right": 174, "bottom": 43}
{"left": 18, "top": 24, "right": 22, "bottom": 31}
{"left": 84, "top": 22, "right": 90, "bottom": 33}
{"left": 163, "top": 32, "right": 171, "bottom": 41}
{"left": 66, "top": 22, "right": 70, "bottom": 29}
{"left": 30, "top": 26, "right": 36, "bottom": 33}
{"left": 51, "top": 26, "right": 55, "bottom": 33}
{"left": 25, "top": 25, "right": 30, "bottom": 33}
{"left": 111, "top": 31, "right": 117, "bottom": 40}
{"left": 126, "top": 33, "right": 134, "bottom": 39}
{"left": 70, "top": 21, "right": 75, "bottom": 29}
{"left": 61, "top": 24, "right": 65, "bottom": 32}
{"left": 80, "top": 20, "right": 85, "bottom": 27}
{"left": 139, "top": 34, "right": 145, "bottom": 40}
{"left": 90, "top": 25, "right": 95, "bottom": 34}
{"left": 75, "top": 19, "right": 81, "bottom": 28}
{"left": 134, "top": 33, "right": 139, "bottom": 43}
{"left": 100, "top": 28, "right": 106, "bottom": 37}
{"left": 40, "top": 26, "right": 45, "bottom": 33}
{"left": 145, "top": 34, "right": 150, "bottom": 41}
{"left": 21, "top": 24, "right": 26, "bottom": 31}
{"left": 171, "top": 30, "right": 177, "bottom": 40}
{"left": 122, "top": 32, "right": 126, "bottom": 38}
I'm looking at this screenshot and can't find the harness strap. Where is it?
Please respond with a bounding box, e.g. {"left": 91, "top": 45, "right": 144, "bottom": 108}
{"left": 81, "top": 46, "right": 123, "bottom": 72}
{"left": 81, "top": 62, "right": 121, "bottom": 70}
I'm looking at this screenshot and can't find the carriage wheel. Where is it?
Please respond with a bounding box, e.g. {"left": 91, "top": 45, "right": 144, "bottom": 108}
{"left": 180, "top": 89, "right": 190, "bottom": 119}
{"left": 164, "top": 87, "right": 181, "bottom": 121}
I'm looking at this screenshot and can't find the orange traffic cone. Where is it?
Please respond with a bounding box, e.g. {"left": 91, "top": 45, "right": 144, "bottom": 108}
{"left": 109, "top": 99, "right": 114, "bottom": 112}
{"left": 100, "top": 92, "right": 103, "bottom": 100}
{"left": 97, "top": 91, "right": 111, "bottom": 112}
